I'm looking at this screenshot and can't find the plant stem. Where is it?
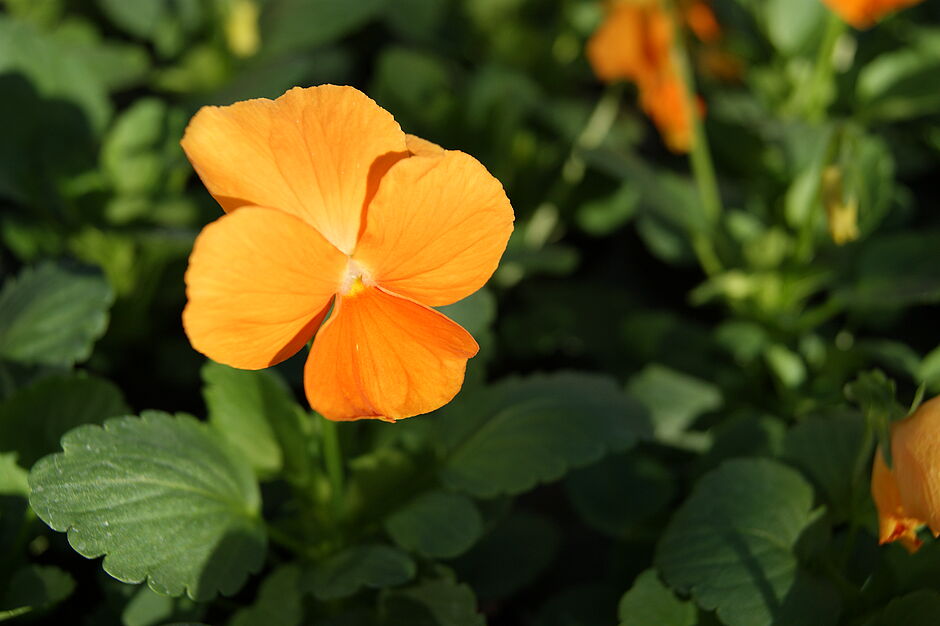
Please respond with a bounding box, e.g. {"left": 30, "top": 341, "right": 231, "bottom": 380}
{"left": 265, "top": 522, "right": 317, "bottom": 559}
{"left": 320, "top": 416, "right": 345, "bottom": 518}
{"left": 670, "top": 5, "right": 724, "bottom": 276}
{"left": 806, "top": 13, "right": 847, "bottom": 121}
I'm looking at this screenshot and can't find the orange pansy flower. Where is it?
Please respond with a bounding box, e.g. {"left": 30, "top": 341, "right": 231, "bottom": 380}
{"left": 822, "top": 0, "right": 923, "bottom": 29}
{"left": 586, "top": 0, "right": 719, "bottom": 153}
{"left": 871, "top": 396, "right": 940, "bottom": 553}
{"left": 180, "top": 85, "right": 514, "bottom": 422}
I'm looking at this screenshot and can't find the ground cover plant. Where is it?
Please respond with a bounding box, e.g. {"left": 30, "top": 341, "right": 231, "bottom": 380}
{"left": 2, "top": 0, "right": 940, "bottom": 624}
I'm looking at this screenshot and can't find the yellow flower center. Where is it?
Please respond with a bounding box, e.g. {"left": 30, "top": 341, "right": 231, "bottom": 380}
{"left": 340, "top": 260, "right": 371, "bottom": 296}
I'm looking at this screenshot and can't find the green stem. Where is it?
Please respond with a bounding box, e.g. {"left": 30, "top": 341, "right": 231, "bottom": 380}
{"left": 671, "top": 10, "right": 724, "bottom": 275}
{"left": 806, "top": 13, "right": 847, "bottom": 121}
{"left": 265, "top": 523, "right": 317, "bottom": 559}
{"left": 320, "top": 417, "right": 345, "bottom": 518}
{"left": 562, "top": 85, "right": 623, "bottom": 184}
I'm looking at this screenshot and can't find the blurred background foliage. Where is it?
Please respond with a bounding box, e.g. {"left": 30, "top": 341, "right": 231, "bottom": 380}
{"left": 3, "top": 0, "right": 940, "bottom": 624}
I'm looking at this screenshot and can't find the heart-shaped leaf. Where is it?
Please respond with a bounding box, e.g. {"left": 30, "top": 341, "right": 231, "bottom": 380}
{"left": 29, "top": 412, "right": 265, "bottom": 601}
{"left": 437, "top": 373, "right": 651, "bottom": 497}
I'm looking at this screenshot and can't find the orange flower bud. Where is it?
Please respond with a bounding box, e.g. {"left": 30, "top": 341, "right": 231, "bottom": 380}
{"left": 871, "top": 396, "right": 940, "bottom": 553}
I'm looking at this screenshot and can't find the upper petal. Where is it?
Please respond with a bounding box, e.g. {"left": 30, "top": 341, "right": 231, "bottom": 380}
{"left": 304, "top": 286, "right": 479, "bottom": 421}
{"left": 352, "top": 150, "right": 514, "bottom": 307}
{"left": 181, "top": 85, "right": 408, "bottom": 254}
{"left": 587, "top": 3, "right": 673, "bottom": 84}
{"left": 183, "top": 206, "right": 347, "bottom": 369}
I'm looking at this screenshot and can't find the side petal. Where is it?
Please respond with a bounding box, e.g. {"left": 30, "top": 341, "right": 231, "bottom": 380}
{"left": 183, "top": 206, "right": 347, "bottom": 369}
{"left": 871, "top": 448, "right": 924, "bottom": 553}
{"left": 304, "top": 286, "right": 479, "bottom": 421}
{"left": 181, "top": 85, "right": 408, "bottom": 254}
{"left": 353, "top": 150, "right": 514, "bottom": 307}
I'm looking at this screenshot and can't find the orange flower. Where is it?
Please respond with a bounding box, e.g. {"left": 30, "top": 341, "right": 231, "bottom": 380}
{"left": 180, "top": 85, "right": 514, "bottom": 421}
{"left": 871, "top": 396, "right": 940, "bottom": 553}
{"left": 822, "top": 0, "right": 923, "bottom": 28}
{"left": 586, "top": 0, "right": 719, "bottom": 153}
{"left": 638, "top": 76, "right": 697, "bottom": 153}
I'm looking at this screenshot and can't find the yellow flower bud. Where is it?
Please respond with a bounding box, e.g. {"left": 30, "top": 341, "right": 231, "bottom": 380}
{"left": 225, "top": 0, "right": 260, "bottom": 58}
{"left": 822, "top": 165, "right": 860, "bottom": 246}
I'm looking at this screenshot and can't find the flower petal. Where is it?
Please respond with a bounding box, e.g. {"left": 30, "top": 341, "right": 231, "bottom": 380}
{"left": 304, "top": 286, "right": 479, "bottom": 421}
{"left": 353, "top": 150, "right": 514, "bottom": 306}
{"left": 822, "top": 0, "right": 922, "bottom": 28}
{"left": 586, "top": 3, "right": 673, "bottom": 84}
{"left": 405, "top": 134, "right": 445, "bottom": 157}
{"left": 181, "top": 85, "right": 408, "bottom": 253}
{"left": 183, "top": 206, "right": 346, "bottom": 369}
{"left": 871, "top": 448, "right": 925, "bottom": 553}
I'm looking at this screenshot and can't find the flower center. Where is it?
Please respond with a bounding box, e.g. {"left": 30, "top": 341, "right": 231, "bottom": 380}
{"left": 340, "top": 260, "right": 371, "bottom": 297}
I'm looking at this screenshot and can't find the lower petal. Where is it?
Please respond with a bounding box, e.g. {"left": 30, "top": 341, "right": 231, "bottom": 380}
{"left": 304, "top": 286, "right": 478, "bottom": 421}
{"left": 871, "top": 449, "right": 925, "bottom": 553}
{"left": 183, "top": 206, "right": 346, "bottom": 369}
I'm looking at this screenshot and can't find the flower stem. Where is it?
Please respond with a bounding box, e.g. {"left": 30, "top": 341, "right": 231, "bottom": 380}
{"left": 320, "top": 416, "right": 344, "bottom": 518}
{"left": 265, "top": 522, "right": 316, "bottom": 559}
{"left": 806, "top": 13, "right": 847, "bottom": 121}
{"left": 671, "top": 8, "right": 724, "bottom": 275}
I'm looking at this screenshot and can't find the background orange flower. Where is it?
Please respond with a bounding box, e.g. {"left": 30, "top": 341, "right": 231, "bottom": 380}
{"left": 871, "top": 396, "right": 940, "bottom": 553}
{"left": 822, "top": 0, "right": 924, "bottom": 28}
{"left": 586, "top": 0, "right": 720, "bottom": 153}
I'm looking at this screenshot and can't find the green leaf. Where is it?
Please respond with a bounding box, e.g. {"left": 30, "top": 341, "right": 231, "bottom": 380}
{"left": 308, "top": 545, "right": 415, "bottom": 600}
{"left": 858, "top": 43, "right": 940, "bottom": 121}
{"left": 0, "top": 565, "right": 75, "bottom": 621}
{"left": 102, "top": 98, "right": 187, "bottom": 197}
{"left": 626, "top": 364, "right": 721, "bottom": 450}
{"left": 122, "top": 585, "right": 203, "bottom": 626}
{"left": 229, "top": 565, "right": 303, "bottom": 626}
{"left": 385, "top": 490, "right": 483, "bottom": 559}
{"left": 202, "top": 362, "right": 305, "bottom": 479}
{"left": 764, "top": 344, "right": 807, "bottom": 389}
{"left": 371, "top": 46, "right": 454, "bottom": 133}
{"left": 437, "top": 373, "right": 651, "bottom": 497}
{"left": 0, "top": 452, "right": 29, "bottom": 564}
{"left": 382, "top": 576, "right": 485, "bottom": 626}
{"left": 656, "top": 458, "right": 840, "bottom": 626}
{"left": 874, "top": 590, "right": 940, "bottom": 626}
{"left": 764, "top": 0, "right": 827, "bottom": 55}
{"left": 28, "top": 412, "right": 265, "bottom": 601}
{"left": 0, "top": 16, "right": 111, "bottom": 132}
{"left": 618, "top": 569, "right": 696, "bottom": 626}
{"left": 576, "top": 184, "right": 640, "bottom": 236}
{"left": 0, "top": 262, "right": 113, "bottom": 367}
{"left": 51, "top": 19, "right": 150, "bottom": 92}
{"left": 261, "top": 0, "right": 386, "bottom": 56}
{"left": 565, "top": 453, "right": 675, "bottom": 538}
{"left": 0, "top": 373, "right": 128, "bottom": 467}
{"left": 96, "top": 0, "right": 203, "bottom": 44}
{"left": 839, "top": 232, "right": 940, "bottom": 311}
{"left": 0, "top": 452, "right": 28, "bottom": 496}
{"left": 782, "top": 411, "right": 870, "bottom": 522}
{"left": 453, "top": 511, "right": 559, "bottom": 601}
